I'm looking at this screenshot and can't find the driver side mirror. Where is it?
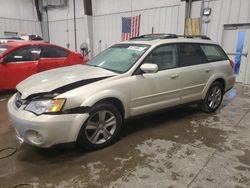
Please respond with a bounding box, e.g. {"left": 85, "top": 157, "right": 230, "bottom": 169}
{"left": 140, "top": 63, "right": 158, "bottom": 74}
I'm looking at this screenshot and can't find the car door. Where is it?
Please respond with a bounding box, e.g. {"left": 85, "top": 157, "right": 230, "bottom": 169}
{"left": 130, "top": 44, "right": 181, "bottom": 116}
{"left": 38, "top": 45, "right": 69, "bottom": 72}
{"left": 0, "top": 45, "right": 41, "bottom": 90}
{"left": 177, "top": 43, "right": 213, "bottom": 104}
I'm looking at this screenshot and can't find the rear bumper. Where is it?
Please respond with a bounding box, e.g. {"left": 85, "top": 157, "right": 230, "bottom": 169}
{"left": 225, "top": 75, "right": 236, "bottom": 92}
{"left": 8, "top": 95, "right": 89, "bottom": 148}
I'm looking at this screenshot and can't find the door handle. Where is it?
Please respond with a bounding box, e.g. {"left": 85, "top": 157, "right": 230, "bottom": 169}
{"left": 205, "top": 69, "right": 211, "bottom": 72}
{"left": 171, "top": 74, "right": 179, "bottom": 78}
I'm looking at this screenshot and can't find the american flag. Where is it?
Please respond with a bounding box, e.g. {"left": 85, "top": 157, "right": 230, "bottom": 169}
{"left": 121, "top": 15, "right": 141, "bottom": 41}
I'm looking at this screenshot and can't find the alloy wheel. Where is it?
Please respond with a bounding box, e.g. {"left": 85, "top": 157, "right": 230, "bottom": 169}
{"left": 207, "top": 86, "right": 222, "bottom": 109}
{"left": 85, "top": 110, "right": 117, "bottom": 144}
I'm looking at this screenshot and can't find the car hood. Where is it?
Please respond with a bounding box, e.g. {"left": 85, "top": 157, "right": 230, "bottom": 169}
{"left": 17, "top": 65, "right": 118, "bottom": 99}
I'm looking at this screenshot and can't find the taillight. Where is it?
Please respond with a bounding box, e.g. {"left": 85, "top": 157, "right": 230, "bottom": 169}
{"left": 229, "top": 59, "right": 235, "bottom": 70}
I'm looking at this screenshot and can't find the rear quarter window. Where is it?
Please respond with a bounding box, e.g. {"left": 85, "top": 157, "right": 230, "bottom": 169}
{"left": 200, "top": 44, "right": 228, "bottom": 62}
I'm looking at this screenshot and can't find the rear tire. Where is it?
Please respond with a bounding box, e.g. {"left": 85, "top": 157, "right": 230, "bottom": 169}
{"left": 200, "top": 81, "right": 224, "bottom": 113}
{"left": 77, "top": 102, "right": 122, "bottom": 150}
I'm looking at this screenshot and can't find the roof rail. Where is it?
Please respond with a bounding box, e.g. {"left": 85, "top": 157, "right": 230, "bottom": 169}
{"left": 174, "top": 35, "right": 211, "bottom": 40}
{"left": 129, "top": 34, "right": 211, "bottom": 40}
{"left": 130, "top": 33, "right": 177, "bottom": 40}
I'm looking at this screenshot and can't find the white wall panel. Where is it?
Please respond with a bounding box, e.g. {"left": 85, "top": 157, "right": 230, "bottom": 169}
{"left": 0, "top": 18, "right": 41, "bottom": 36}
{"left": 178, "top": 1, "right": 186, "bottom": 35}
{"left": 0, "top": 0, "right": 41, "bottom": 36}
{"left": 47, "top": 0, "right": 90, "bottom": 52}
{"left": 47, "top": 0, "right": 185, "bottom": 55}
{"left": 92, "top": 0, "right": 180, "bottom": 16}
{"left": 92, "top": 0, "right": 185, "bottom": 56}
{"left": 229, "top": 0, "right": 240, "bottom": 23}
{"left": 201, "top": 0, "right": 250, "bottom": 44}
{"left": 191, "top": 1, "right": 201, "bottom": 18}
{"left": 49, "top": 20, "right": 68, "bottom": 48}
{"left": 48, "top": 0, "right": 85, "bottom": 21}
{"left": 205, "top": 0, "right": 222, "bottom": 41}
{"left": 0, "top": 0, "right": 37, "bottom": 20}
{"left": 47, "top": 0, "right": 250, "bottom": 57}
{"left": 49, "top": 17, "right": 87, "bottom": 52}
{"left": 171, "top": 6, "right": 179, "bottom": 34}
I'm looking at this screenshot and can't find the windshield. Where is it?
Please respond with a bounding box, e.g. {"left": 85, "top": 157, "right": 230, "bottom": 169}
{"left": 0, "top": 45, "right": 10, "bottom": 55}
{"left": 86, "top": 44, "right": 150, "bottom": 73}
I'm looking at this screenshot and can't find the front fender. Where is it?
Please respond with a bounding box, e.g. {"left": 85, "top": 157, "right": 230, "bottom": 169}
{"left": 80, "top": 89, "right": 129, "bottom": 118}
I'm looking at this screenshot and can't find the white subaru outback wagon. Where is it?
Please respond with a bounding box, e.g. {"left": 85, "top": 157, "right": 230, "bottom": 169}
{"left": 8, "top": 34, "right": 235, "bottom": 150}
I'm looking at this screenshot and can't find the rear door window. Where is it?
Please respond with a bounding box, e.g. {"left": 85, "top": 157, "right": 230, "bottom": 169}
{"left": 200, "top": 44, "right": 228, "bottom": 62}
{"left": 41, "top": 46, "right": 68, "bottom": 58}
{"left": 178, "top": 43, "right": 208, "bottom": 67}
{"left": 4, "top": 46, "right": 41, "bottom": 63}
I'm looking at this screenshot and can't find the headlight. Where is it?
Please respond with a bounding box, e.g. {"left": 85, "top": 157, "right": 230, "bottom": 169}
{"left": 25, "top": 99, "right": 66, "bottom": 115}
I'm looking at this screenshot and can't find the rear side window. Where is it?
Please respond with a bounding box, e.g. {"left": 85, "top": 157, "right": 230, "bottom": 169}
{"left": 200, "top": 44, "right": 228, "bottom": 62}
{"left": 178, "top": 43, "right": 208, "bottom": 67}
{"left": 41, "top": 46, "right": 68, "bottom": 58}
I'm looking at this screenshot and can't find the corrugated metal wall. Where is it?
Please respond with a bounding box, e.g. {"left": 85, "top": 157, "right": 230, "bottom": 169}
{"left": 0, "top": 0, "right": 41, "bottom": 36}
{"left": 92, "top": 0, "right": 185, "bottom": 56}
{"left": 0, "top": 18, "right": 41, "bottom": 36}
{"left": 92, "top": 0, "right": 250, "bottom": 56}
{"left": 201, "top": 0, "right": 250, "bottom": 43}
{"left": 48, "top": 17, "right": 88, "bottom": 51}
{"left": 47, "top": 0, "right": 89, "bottom": 52}
{"left": 2, "top": 0, "right": 250, "bottom": 56}
{"left": 197, "top": 0, "right": 250, "bottom": 85}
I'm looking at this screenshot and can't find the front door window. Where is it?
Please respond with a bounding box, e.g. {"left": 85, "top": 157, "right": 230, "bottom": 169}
{"left": 4, "top": 46, "right": 41, "bottom": 63}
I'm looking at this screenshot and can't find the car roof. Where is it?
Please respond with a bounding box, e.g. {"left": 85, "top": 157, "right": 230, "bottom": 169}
{"left": 4, "top": 41, "right": 51, "bottom": 47}
{"left": 1, "top": 41, "right": 71, "bottom": 53}
{"left": 118, "top": 34, "right": 218, "bottom": 47}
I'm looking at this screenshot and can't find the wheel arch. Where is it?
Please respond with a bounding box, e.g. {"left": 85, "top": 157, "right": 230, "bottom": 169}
{"left": 214, "top": 78, "right": 225, "bottom": 91}
{"left": 80, "top": 90, "right": 128, "bottom": 119}
{"left": 94, "top": 97, "right": 125, "bottom": 121}
{"left": 202, "top": 75, "right": 226, "bottom": 99}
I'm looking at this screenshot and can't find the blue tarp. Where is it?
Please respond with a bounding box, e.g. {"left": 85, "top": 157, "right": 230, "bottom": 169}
{"left": 234, "top": 31, "right": 245, "bottom": 75}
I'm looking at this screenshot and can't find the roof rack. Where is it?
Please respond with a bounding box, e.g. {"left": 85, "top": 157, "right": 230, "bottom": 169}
{"left": 129, "top": 34, "right": 211, "bottom": 40}
{"left": 130, "top": 33, "right": 176, "bottom": 40}
{"left": 175, "top": 35, "right": 211, "bottom": 40}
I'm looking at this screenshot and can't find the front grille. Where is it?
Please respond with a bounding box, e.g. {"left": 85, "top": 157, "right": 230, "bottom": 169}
{"left": 15, "top": 92, "right": 23, "bottom": 108}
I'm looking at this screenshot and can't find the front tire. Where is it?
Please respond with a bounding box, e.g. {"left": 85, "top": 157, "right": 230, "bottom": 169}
{"left": 77, "top": 102, "right": 122, "bottom": 150}
{"left": 200, "top": 81, "right": 224, "bottom": 113}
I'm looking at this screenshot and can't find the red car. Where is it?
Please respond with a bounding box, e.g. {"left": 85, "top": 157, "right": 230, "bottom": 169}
{"left": 0, "top": 41, "right": 89, "bottom": 91}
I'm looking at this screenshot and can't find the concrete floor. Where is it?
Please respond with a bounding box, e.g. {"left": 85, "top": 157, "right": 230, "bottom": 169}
{"left": 0, "top": 84, "right": 250, "bottom": 188}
